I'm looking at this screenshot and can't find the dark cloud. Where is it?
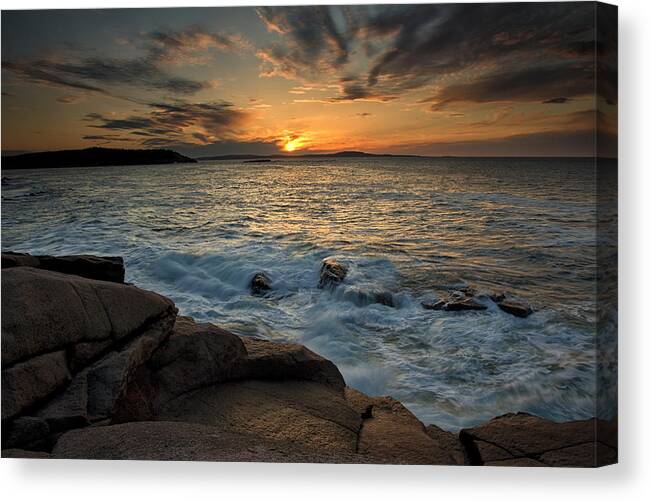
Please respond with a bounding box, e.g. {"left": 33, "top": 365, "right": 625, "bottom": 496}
{"left": 84, "top": 100, "right": 250, "bottom": 146}
{"left": 543, "top": 97, "right": 572, "bottom": 104}
{"left": 363, "top": 3, "right": 595, "bottom": 93}
{"left": 257, "top": 3, "right": 602, "bottom": 106}
{"left": 145, "top": 26, "right": 249, "bottom": 63}
{"left": 424, "top": 64, "right": 593, "bottom": 110}
{"left": 3, "top": 26, "right": 246, "bottom": 98}
{"left": 2, "top": 60, "right": 108, "bottom": 94}
{"left": 56, "top": 94, "right": 85, "bottom": 104}
{"left": 257, "top": 6, "right": 350, "bottom": 80}
{"left": 82, "top": 134, "right": 132, "bottom": 142}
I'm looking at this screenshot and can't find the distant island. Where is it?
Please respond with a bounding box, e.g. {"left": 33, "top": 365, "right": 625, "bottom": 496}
{"left": 2, "top": 147, "right": 197, "bottom": 170}
{"left": 198, "top": 150, "right": 423, "bottom": 161}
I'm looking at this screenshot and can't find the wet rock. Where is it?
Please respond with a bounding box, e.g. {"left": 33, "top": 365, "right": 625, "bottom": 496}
{"left": 1, "top": 252, "right": 125, "bottom": 283}
{"left": 250, "top": 272, "right": 272, "bottom": 295}
{"left": 497, "top": 299, "right": 533, "bottom": 318}
{"left": 344, "top": 289, "right": 395, "bottom": 308}
{"left": 372, "top": 291, "right": 395, "bottom": 307}
{"left": 489, "top": 291, "right": 507, "bottom": 303}
{"left": 318, "top": 258, "right": 348, "bottom": 288}
{"left": 422, "top": 297, "right": 486, "bottom": 311}
{"left": 459, "top": 412, "right": 617, "bottom": 467}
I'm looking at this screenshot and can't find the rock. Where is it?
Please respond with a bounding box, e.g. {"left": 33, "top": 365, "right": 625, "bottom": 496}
{"left": 421, "top": 299, "right": 447, "bottom": 310}
{"left": 2, "top": 416, "right": 50, "bottom": 449}
{"left": 159, "top": 380, "right": 361, "bottom": 454}
{"left": 350, "top": 392, "right": 457, "bottom": 465}
{"left": 250, "top": 272, "right": 272, "bottom": 295}
{"left": 37, "top": 255, "right": 125, "bottom": 283}
{"left": 1, "top": 252, "right": 125, "bottom": 283}
{"left": 372, "top": 291, "right": 394, "bottom": 307}
{"left": 1, "top": 267, "right": 175, "bottom": 365}
{"left": 459, "top": 412, "right": 617, "bottom": 467}
{"left": 1, "top": 351, "right": 71, "bottom": 420}
{"left": 318, "top": 258, "right": 348, "bottom": 289}
{"left": 52, "top": 421, "right": 372, "bottom": 463}
{"left": 1, "top": 251, "right": 40, "bottom": 268}
{"left": 69, "top": 340, "right": 115, "bottom": 372}
{"left": 497, "top": 300, "right": 533, "bottom": 318}
{"left": 38, "top": 313, "right": 175, "bottom": 429}
{"left": 349, "top": 289, "right": 395, "bottom": 307}
{"left": 425, "top": 424, "right": 466, "bottom": 465}
{"left": 2, "top": 448, "right": 52, "bottom": 459}
{"left": 489, "top": 291, "right": 507, "bottom": 303}
{"left": 0, "top": 253, "right": 614, "bottom": 465}
{"left": 422, "top": 298, "right": 487, "bottom": 311}
{"left": 236, "top": 337, "right": 345, "bottom": 390}
{"left": 422, "top": 287, "right": 487, "bottom": 312}
{"left": 150, "top": 317, "right": 247, "bottom": 404}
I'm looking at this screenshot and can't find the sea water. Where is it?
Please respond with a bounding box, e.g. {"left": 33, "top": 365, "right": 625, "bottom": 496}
{"left": 1, "top": 157, "right": 614, "bottom": 430}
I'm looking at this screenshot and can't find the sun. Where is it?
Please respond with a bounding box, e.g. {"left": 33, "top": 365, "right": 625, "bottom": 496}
{"left": 283, "top": 140, "right": 298, "bottom": 152}
{"left": 281, "top": 135, "right": 306, "bottom": 153}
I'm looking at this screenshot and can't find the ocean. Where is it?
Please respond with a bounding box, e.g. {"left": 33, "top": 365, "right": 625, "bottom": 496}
{"left": 1, "top": 156, "right": 614, "bottom": 430}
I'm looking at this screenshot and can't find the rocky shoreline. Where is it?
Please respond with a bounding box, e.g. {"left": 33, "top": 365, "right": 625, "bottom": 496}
{"left": 1, "top": 253, "right": 616, "bottom": 466}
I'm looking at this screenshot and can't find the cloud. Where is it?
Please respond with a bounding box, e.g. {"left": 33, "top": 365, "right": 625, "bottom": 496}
{"left": 82, "top": 134, "right": 132, "bottom": 142}
{"left": 543, "top": 97, "right": 572, "bottom": 104}
{"left": 145, "top": 26, "right": 250, "bottom": 64}
{"left": 2, "top": 26, "right": 247, "bottom": 98}
{"left": 254, "top": 3, "right": 600, "bottom": 107}
{"left": 84, "top": 100, "right": 251, "bottom": 146}
{"left": 257, "top": 6, "right": 350, "bottom": 81}
{"left": 2, "top": 60, "right": 108, "bottom": 94}
{"left": 56, "top": 94, "right": 86, "bottom": 104}
{"left": 423, "top": 64, "right": 593, "bottom": 110}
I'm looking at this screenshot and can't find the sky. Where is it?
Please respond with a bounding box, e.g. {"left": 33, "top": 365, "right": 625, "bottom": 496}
{"left": 1, "top": 3, "right": 617, "bottom": 157}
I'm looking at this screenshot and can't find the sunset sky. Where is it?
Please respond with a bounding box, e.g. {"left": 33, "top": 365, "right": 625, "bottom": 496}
{"left": 1, "top": 3, "right": 617, "bottom": 157}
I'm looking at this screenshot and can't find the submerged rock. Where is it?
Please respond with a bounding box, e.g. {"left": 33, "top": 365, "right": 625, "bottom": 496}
{"left": 497, "top": 299, "right": 533, "bottom": 318}
{"left": 250, "top": 272, "right": 272, "bottom": 295}
{"left": 422, "top": 295, "right": 487, "bottom": 312}
{"left": 318, "top": 258, "right": 348, "bottom": 289}
{"left": 423, "top": 285, "right": 533, "bottom": 317}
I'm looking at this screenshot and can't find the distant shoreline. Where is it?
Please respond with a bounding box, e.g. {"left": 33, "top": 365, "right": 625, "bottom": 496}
{"left": 1, "top": 147, "right": 197, "bottom": 170}
{"left": 1, "top": 146, "right": 616, "bottom": 170}
{"left": 198, "top": 153, "right": 615, "bottom": 162}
